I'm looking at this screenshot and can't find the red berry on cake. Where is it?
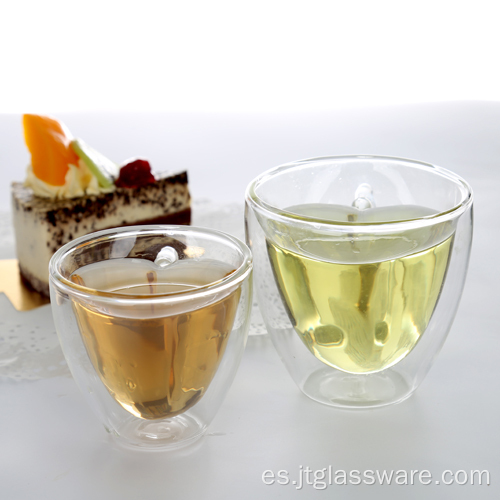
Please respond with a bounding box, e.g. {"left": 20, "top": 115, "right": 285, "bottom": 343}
{"left": 116, "top": 159, "right": 156, "bottom": 188}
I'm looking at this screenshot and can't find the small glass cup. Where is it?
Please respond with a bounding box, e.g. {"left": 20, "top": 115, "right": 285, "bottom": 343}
{"left": 246, "top": 155, "right": 473, "bottom": 409}
{"left": 49, "top": 226, "right": 252, "bottom": 451}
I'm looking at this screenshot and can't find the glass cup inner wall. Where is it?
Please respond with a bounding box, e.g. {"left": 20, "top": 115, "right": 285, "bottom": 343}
{"left": 251, "top": 156, "right": 470, "bottom": 222}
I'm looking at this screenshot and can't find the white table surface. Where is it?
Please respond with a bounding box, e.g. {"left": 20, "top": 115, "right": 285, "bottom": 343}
{"left": 0, "top": 102, "right": 499, "bottom": 499}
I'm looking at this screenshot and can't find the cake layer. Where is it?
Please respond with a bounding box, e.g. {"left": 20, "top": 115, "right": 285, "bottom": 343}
{"left": 12, "top": 172, "right": 191, "bottom": 297}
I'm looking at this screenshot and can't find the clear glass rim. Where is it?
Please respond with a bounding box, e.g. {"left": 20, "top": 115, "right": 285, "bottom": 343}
{"left": 246, "top": 155, "right": 473, "bottom": 230}
{"left": 49, "top": 225, "right": 253, "bottom": 304}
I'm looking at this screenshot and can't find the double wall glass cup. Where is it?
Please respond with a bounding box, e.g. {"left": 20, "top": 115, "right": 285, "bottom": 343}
{"left": 49, "top": 226, "right": 252, "bottom": 450}
{"left": 246, "top": 155, "right": 473, "bottom": 409}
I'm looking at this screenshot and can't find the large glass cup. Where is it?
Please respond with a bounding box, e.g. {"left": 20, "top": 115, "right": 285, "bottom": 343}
{"left": 49, "top": 226, "right": 252, "bottom": 450}
{"left": 246, "top": 156, "right": 473, "bottom": 409}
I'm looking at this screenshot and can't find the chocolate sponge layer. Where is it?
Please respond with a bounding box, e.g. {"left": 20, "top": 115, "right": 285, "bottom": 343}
{"left": 12, "top": 172, "right": 191, "bottom": 297}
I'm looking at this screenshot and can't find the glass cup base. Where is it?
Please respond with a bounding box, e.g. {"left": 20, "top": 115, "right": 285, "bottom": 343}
{"left": 110, "top": 414, "right": 207, "bottom": 452}
{"left": 301, "top": 367, "right": 414, "bottom": 409}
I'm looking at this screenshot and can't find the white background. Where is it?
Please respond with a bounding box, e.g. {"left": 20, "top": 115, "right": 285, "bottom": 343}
{"left": 1, "top": 0, "right": 499, "bottom": 113}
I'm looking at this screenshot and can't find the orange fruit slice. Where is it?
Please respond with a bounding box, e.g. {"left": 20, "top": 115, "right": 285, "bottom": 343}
{"left": 23, "top": 114, "right": 79, "bottom": 186}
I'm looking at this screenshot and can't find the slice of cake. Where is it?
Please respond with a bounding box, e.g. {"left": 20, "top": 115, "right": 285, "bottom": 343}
{"left": 11, "top": 115, "right": 191, "bottom": 297}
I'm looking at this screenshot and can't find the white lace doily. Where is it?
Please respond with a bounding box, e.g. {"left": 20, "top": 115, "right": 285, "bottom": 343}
{"left": 0, "top": 200, "right": 267, "bottom": 381}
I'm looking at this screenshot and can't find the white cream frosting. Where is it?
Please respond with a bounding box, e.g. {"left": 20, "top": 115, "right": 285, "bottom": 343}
{"left": 24, "top": 160, "right": 115, "bottom": 199}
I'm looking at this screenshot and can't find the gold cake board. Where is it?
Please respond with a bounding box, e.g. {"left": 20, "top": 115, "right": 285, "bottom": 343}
{"left": 0, "top": 259, "right": 50, "bottom": 311}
